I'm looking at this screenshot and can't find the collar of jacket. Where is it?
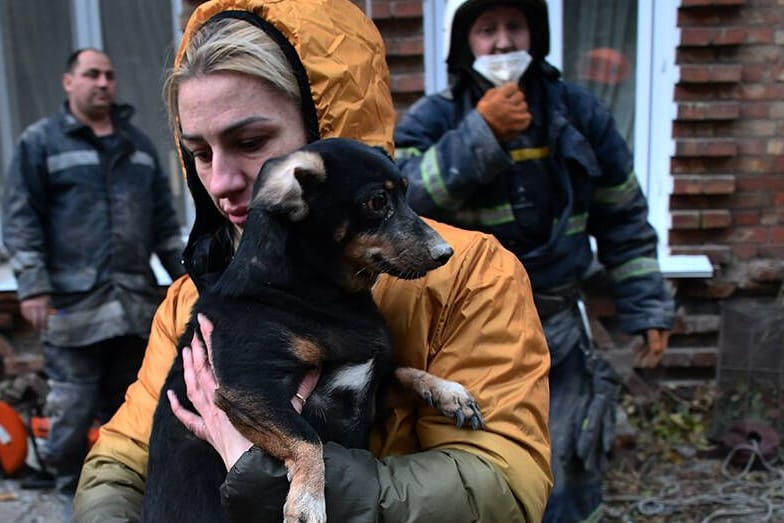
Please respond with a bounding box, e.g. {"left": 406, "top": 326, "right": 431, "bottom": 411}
{"left": 58, "top": 100, "right": 135, "bottom": 135}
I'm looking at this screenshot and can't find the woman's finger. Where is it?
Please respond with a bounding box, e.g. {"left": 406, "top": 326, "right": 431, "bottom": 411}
{"left": 290, "top": 368, "right": 321, "bottom": 413}
{"left": 168, "top": 389, "right": 207, "bottom": 440}
{"left": 190, "top": 327, "right": 210, "bottom": 375}
{"left": 181, "top": 346, "right": 201, "bottom": 406}
{"left": 196, "top": 313, "right": 216, "bottom": 369}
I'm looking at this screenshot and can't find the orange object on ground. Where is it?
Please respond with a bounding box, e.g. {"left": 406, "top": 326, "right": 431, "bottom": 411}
{"left": 31, "top": 416, "right": 100, "bottom": 448}
{"left": 0, "top": 401, "right": 28, "bottom": 477}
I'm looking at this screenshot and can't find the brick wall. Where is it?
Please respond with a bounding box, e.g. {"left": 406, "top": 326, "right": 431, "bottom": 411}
{"left": 665, "top": 0, "right": 784, "bottom": 384}
{"left": 672, "top": 0, "right": 784, "bottom": 268}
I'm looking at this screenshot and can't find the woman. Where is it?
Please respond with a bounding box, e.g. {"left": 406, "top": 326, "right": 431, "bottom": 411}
{"left": 73, "top": 1, "right": 552, "bottom": 521}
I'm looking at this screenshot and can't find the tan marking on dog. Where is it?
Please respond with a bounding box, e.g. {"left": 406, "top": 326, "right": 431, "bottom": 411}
{"left": 384, "top": 179, "right": 394, "bottom": 190}
{"left": 394, "top": 366, "right": 432, "bottom": 395}
{"left": 216, "top": 387, "right": 327, "bottom": 522}
{"left": 342, "top": 233, "right": 391, "bottom": 291}
{"left": 284, "top": 439, "right": 326, "bottom": 523}
{"left": 289, "top": 335, "right": 323, "bottom": 366}
{"left": 214, "top": 389, "right": 290, "bottom": 455}
{"left": 254, "top": 150, "right": 326, "bottom": 221}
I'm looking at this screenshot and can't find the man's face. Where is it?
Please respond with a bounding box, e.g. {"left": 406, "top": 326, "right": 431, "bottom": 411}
{"left": 62, "top": 50, "right": 116, "bottom": 121}
{"left": 468, "top": 6, "right": 531, "bottom": 57}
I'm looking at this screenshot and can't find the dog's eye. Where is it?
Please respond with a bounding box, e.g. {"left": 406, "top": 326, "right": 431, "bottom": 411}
{"left": 368, "top": 192, "right": 388, "bottom": 213}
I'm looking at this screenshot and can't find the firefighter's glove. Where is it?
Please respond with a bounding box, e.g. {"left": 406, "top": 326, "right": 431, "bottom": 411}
{"left": 476, "top": 82, "right": 532, "bottom": 144}
{"left": 635, "top": 329, "right": 670, "bottom": 368}
{"left": 575, "top": 355, "right": 621, "bottom": 472}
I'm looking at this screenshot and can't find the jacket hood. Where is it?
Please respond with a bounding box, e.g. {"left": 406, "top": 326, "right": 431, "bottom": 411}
{"left": 444, "top": 0, "right": 550, "bottom": 73}
{"left": 174, "top": 0, "right": 396, "bottom": 285}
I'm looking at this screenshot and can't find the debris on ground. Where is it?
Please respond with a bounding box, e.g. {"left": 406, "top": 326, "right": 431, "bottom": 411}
{"left": 604, "top": 384, "right": 784, "bottom": 522}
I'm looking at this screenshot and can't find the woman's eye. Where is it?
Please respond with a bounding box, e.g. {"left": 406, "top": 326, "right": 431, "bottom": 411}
{"left": 191, "top": 149, "right": 212, "bottom": 162}
{"left": 238, "top": 138, "right": 263, "bottom": 152}
{"left": 368, "top": 193, "right": 388, "bottom": 212}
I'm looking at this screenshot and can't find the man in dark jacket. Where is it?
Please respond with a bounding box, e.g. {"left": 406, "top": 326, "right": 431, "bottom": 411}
{"left": 1, "top": 48, "right": 185, "bottom": 519}
{"left": 394, "top": 1, "right": 675, "bottom": 521}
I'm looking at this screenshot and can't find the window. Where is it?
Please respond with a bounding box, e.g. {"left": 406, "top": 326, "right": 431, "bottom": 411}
{"left": 0, "top": 0, "right": 184, "bottom": 214}
{"left": 99, "top": 0, "right": 179, "bottom": 176}
{"left": 0, "top": 0, "right": 73, "bottom": 174}
{"left": 422, "top": 0, "right": 711, "bottom": 277}
{"left": 99, "top": 0, "right": 188, "bottom": 230}
{"left": 0, "top": 0, "right": 187, "bottom": 288}
{"left": 560, "top": 0, "right": 637, "bottom": 146}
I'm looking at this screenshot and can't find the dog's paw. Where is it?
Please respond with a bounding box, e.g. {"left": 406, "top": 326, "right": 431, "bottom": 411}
{"left": 283, "top": 491, "right": 326, "bottom": 523}
{"left": 423, "top": 377, "right": 486, "bottom": 430}
{"left": 395, "top": 367, "right": 486, "bottom": 430}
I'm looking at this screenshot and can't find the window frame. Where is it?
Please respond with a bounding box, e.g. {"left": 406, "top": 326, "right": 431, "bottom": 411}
{"left": 422, "top": 0, "right": 711, "bottom": 277}
{"left": 0, "top": 18, "right": 12, "bottom": 173}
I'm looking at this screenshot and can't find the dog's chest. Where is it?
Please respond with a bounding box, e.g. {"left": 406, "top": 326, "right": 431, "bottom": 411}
{"left": 303, "top": 357, "right": 383, "bottom": 447}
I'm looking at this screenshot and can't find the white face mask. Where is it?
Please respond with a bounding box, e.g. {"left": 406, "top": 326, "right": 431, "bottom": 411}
{"left": 472, "top": 50, "right": 532, "bottom": 86}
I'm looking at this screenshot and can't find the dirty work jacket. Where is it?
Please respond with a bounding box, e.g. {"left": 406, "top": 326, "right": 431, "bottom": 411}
{"left": 2, "top": 102, "right": 185, "bottom": 346}
{"left": 75, "top": 219, "right": 553, "bottom": 522}
{"left": 395, "top": 65, "right": 675, "bottom": 335}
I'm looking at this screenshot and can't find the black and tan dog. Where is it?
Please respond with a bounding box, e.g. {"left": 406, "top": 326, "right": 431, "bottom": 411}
{"left": 142, "top": 138, "right": 484, "bottom": 523}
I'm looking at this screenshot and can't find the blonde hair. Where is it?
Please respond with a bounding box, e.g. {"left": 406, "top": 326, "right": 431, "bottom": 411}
{"left": 165, "top": 17, "right": 300, "bottom": 138}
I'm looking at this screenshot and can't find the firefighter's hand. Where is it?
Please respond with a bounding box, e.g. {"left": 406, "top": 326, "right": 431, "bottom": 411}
{"left": 20, "top": 294, "right": 51, "bottom": 331}
{"left": 635, "top": 329, "right": 670, "bottom": 368}
{"left": 476, "top": 82, "right": 532, "bottom": 143}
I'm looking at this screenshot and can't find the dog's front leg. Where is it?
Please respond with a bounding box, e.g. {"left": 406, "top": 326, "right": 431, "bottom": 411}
{"left": 281, "top": 439, "right": 326, "bottom": 523}
{"left": 395, "top": 367, "right": 485, "bottom": 430}
{"left": 216, "top": 387, "right": 326, "bottom": 523}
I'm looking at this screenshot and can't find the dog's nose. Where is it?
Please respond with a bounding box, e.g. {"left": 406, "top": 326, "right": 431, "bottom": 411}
{"left": 431, "top": 243, "right": 454, "bottom": 265}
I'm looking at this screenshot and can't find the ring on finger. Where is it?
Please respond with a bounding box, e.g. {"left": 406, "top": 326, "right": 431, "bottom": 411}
{"left": 295, "top": 392, "right": 307, "bottom": 406}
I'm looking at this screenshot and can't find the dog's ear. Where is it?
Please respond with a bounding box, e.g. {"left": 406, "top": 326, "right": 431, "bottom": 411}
{"left": 253, "top": 150, "right": 327, "bottom": 221}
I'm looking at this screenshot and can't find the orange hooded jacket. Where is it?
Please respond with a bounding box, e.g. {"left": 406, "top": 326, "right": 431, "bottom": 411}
{"left": 74, "top": 1, "right": 551, "bottom": 521}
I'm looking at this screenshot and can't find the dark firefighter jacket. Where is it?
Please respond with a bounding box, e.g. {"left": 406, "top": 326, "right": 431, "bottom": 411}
{"left": 395, "top": 62, "right": 674, "bottom": 335}
{"left": 2, "top": 102, "right": 184, "bottom": 346}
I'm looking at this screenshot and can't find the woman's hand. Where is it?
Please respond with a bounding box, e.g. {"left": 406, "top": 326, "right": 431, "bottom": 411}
{"left": 167, "top": 313, "right": 252, "bottom": 470}
{"left": 168, "top": 313, "right": 321, "bottom": 470}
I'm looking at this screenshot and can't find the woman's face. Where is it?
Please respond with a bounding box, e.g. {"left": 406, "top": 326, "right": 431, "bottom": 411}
{"left": 468, "top": 6, "right": 530, "bottom": 56}
{"left": 178, "top": 72, "right": 307, "bottom": 231}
